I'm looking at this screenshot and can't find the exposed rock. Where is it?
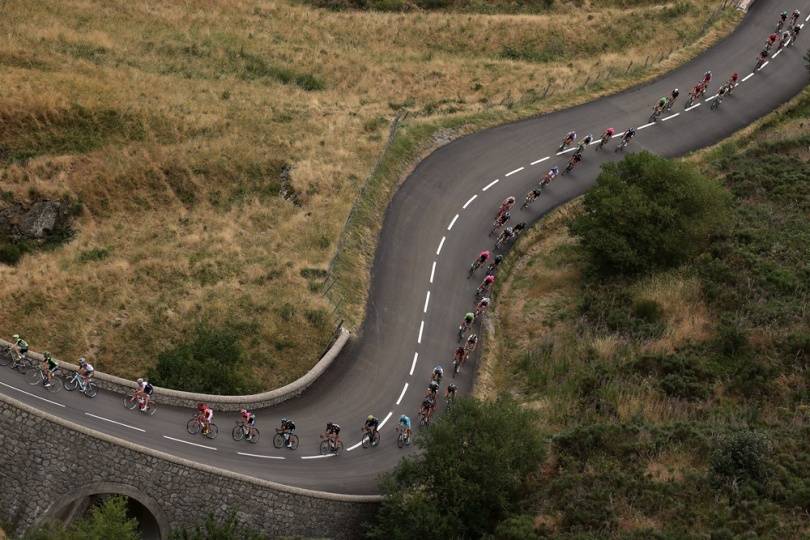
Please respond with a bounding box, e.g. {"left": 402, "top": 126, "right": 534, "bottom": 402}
{"left": 0, "top": 199, "right": 73, "bottom": 242}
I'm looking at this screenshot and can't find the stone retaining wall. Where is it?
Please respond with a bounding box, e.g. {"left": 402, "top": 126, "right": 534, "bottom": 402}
{"left": 0, "top": 393, "right": 380, "bottom": 538}
{"left": 0, "top": 327, "right": 350, "bottom": 411}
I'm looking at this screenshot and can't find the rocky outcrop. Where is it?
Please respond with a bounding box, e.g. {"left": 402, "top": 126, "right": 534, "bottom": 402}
{"left": 0, "top": 200, "right": 73, "bottom": 242}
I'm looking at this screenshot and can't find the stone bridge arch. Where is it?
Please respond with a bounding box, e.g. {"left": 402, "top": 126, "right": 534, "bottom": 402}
{"left": 38, "top": 481, "right": 170, "bottom": 540}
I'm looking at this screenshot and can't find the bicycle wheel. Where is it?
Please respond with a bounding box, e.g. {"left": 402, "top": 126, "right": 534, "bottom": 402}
{"left": 361, "top": 432, "right": 372, "bottom": 449}
{"left": 63, "top": 376, "right": 79, "bottom": 392}
{"left": 84, "top": 383, "right": 98, "bottom": 398}
{"left": 273, "top": 433, "right": 284, "bottom": 449}
{"left": 187, "top": 418, "right": 201, "bottom": 435}
{"left": 648, "top": 111, "right": 657, "bottom": 123}
{"left": 145, "top": 401, "right": 158, "bottom": 416}
{"left": 711, "top": 99, "right": 720, "bottom": 111}
{"left": 287, "top": 434, "right": 299, "bottom": 450}
{"left": 203, "top": 423, "right": 219, "bottom": 439}
{"left": 320, "top": 439, "right": 331, "bottom": 455}
{"left": 232, "top": 424, "right": 246, "bottom": 442}
{"left": 0, "top": 349, "right": 11, "bottom": 367}
{"left": 123, "top": 394, "right": 139, "bottom": 410}
{"left": 247, "top": 427, "right": 260, "bottom": 444}
{"left": 27, "top": 368, "right": 43, "bottom": 385}
{"left": 397, "top": 432, "right": 405, "bottom": 449}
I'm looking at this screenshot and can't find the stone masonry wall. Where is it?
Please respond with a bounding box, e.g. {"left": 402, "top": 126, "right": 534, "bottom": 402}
{"left": 0, "top": 395, "right": 379, "bottom": 539}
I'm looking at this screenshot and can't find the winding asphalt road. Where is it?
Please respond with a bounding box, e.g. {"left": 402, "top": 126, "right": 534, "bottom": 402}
{"left": 2, "top": 0, "right": 808, "bottom": 496}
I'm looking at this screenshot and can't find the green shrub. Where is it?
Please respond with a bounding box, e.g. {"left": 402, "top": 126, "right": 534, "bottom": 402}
{"left": 147, "top": 324, "right": 259, "bottom": 394}
{"left": 170, "top": 513, "right": 264, "bottom": 540}
{"left": 0, "top": 241, "right": 24, "bottom": 265}
{"left": 570, "top": 152, "right": 729, "bottom": 276}
{"left": 77, "top": 247, "right": 110, "bottom": 263}
{"left": 710, "top": 429, "right": 772, "bottom": 491}
{"left": 366, "top": 397, "right": 544, "bottom": 539}
{"left": 24, "top": 496, "right": 140, "bottom": 540}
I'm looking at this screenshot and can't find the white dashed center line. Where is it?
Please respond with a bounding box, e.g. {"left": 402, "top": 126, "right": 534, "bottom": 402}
{"left": 301, "top": 454, "right": 335, "bottom": 460}
{"left": 237, "top": 452, "right": 285, "bottom": 460}
{"left": 396, "top": 382, "right": 409, "bottom": 405}
{"left": 447, "top": 214, "right": 459, "bottom": 231}
{"left": 85, "top": 412, "right": 145, "bottom": 432}
{"left": 463, "top": 194, "right": 477, "bottom": 209}
{"left": 482, "top": 179, "right": 499, "bottom": 191}
{"left": 505, "top": 167, "right": 524, "bottom": 177}
{"left": 531, "top": 157, "right": 550, "bottom": 165}
{"left": 436, "top": 236, "right": 445, "bottom": 255}
{"left": 0, "top": 381, "right": 65, "bottom": 408}
{"left": 410, "top": 352, "right": 418, "bottom": 376}
{"left": 742, "top": 73, "right": 754, "bottom": 82}
{"left": 637, "top": 122, "right": 655, "bottom": 130}
{"left": 423, "top": 291, "right": 431, "bottom": 313}
{"left": 662, "top": 112, "right": 680, "bottom": 121}
{"left": 163, "top": 436, "right": 217, "bottom": 451}
{"left": 417, "top": 321, "right": 424, "bottom": 344}
{"left": 379, "top": 412, "right": 393, "bottom": 429}
{"left": 429, "top": 261, "right": 436, "bottom": 284}
{"left": 685, "top": 103, "right": 701, "bottom": 111}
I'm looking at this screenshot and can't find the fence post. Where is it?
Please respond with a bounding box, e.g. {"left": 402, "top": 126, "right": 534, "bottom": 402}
{"left": 543, "top": 81, "right": 553, "bottom": 98}
{"left": 644, "top": 55, "right": 650, "bottom": 67}
{"left": 625, "top": 60, "right": 634, "bottom": 73}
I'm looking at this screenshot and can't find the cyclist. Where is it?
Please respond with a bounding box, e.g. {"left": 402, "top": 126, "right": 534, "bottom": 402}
{"left": 477, "top": 274, "right": 495, "bottom": 296}
{"left": 474, "top": 297, "right": 490, "bottom": 318}
{"left": 791, "top": 9, "right": 801, "bottom": 26}
{"left": 445, "top": 383, "right": 458, "bottom": 403}
{"left": 702, "top": 70, "right": 712, "bottom": 85}
{"left": 197, "top": 403, "right": 214, "bottom": 434}
{"left": 779, "top": 30, "right": 791, "bottom": 49}
{"left": 574, "top": 134, "right": 593, "bottom": 156}
{"left": 398, "top": 415, "right": 412, "bottom": 445}
{"left": 364, "top": 415, "right": 380, "bottom": 445}
{"left": 559, "top": 131, "right": 576, "bottom": 151}
{"left": 564, "top": 153, "right": 582, "bottom": 173}
{"left": 239, "top": 408, "right": 256, "bottom": 439}
{"left": 135, "top": 377, "right": 154, "bottom": 411}
{"left": 464, "top": 333, "right": 479, "bottom": 357}
{"left": 426, "top": 379, "right": 439, "bottom": 400}
{"left": 778, "top": 11, "right": 788, "bottom": 31}
{"left": 666, "top": 89, "right": 679, "bottom": 111}
{"left": 755, "top": 49, "right": 769, "bottom": 70}
{"left": 726, "top": 73, "right": 738, "bottom": 94}
{"left": 41, "top": 352, "right": 58, "bottom": 387}
{"left": 459, "top": 312, "right": 475, "bottom": 335}
{"left": 653, "top": 96, "right": 668, "bottom": 117}
{"left": 766, "top": 32, "right": 779, "bottom": 50}
{"left": 431, "top": 365, "right": 444, "bottom": 384}
{"left": 541, "top": 166, "right": 559, "bottom": 186}
{"left": 598, "top": 128, "right": 615, "bottom": 149}
{"left": 325, "top": 421, "right": 341, "bottom": 450}
{"left": 420, "top": 396, "right": 435, "bottom": 423}
{"left": 11, "top": 334, "right": 28, "bottom": 360}
{"left": 453, "top": 345, "right": 466, "bottom": 371}
{"left": 486, "top": 254, "right": 504, "bottom": 276}
{"left": 617, "top": 128, "right": 636, "bottom": 151}
{"left": 713, "top": 84, "right": 728, "bottom": 108}
{"left": 497, "top": 196, "right": 516, "bottom": 219}
{"left": 689, "top": 82, "right": 704, "bottom": 103}
{"left": 791, "top": 24, "right": 802, "bottom": 43}
{"left": 277, "top": 417, "right": 296, "bottom": 448}
{"left": 78, "top": 357, "right": 94, "bottom": 385}
{"left": 512, "top": 222, "right": 527, "bottom": 240}
{"left": 492, "top": 211, "right": 510, "bottom": 229}
{"left": 495, "top": 227, "right": 514, "bottom": 249}
{"left": 469, "top": 250, "right": 491, "bottom": 275}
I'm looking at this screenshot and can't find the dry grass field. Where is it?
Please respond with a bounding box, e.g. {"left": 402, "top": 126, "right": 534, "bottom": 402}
{"left": 0, "top": 0, "right": 738, "bottom": 388}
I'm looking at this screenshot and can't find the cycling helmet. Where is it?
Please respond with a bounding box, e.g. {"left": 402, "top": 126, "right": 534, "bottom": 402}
{"left": 468, "top": 333, "right": 478, "bottom": 342}
{"left": 43, "top": 351, "right": 51, "bottom": 359}
{"left": 448, "top": 383, "right": 457, "bottom": 391}
{"left": 464, "top": 313, "right": 474, "bottom": 322}
{"left": 137, "top": 377, "right": 144, "bottom": 384}
{"left": 605, "top": 128, "right": 615, "bottom": 135}
{"left": 584, "top": 134, "right": 593, "bottom": 143}
{"left": 628, "top": 128, "right": 636, "bottom": 135}
{"left": 480, "top": 297, "right": 490, "bottom": 305}
{"left": 197, "top": 403, "right": 206, "bottom": 411}
{"left": 506, "top": 196, "right": 515, "bottom": 204}
{"left": 485, "top": 275, "right": 495, "bottom": 283}
{"left": 281, "top": 417, "right": 288, "bottom": 423}
{"left": 502, "top": 212, "right": 511, "bottom": 220}
{"left": 494, "top": 255, "right": 503, "bottom": 263}
{"left": 12, "top": 334, "right": 20, "bottom": 341}
{"left": 551, "top": 166, "right": 559, "bottom": 174}
{"left": 781, "top": 11, "right": 787, "bottom": 17}
{"left": 367, "top": 415, "right": 374, "bottom": 421}
{"left": 399, "top": 415, "right": 407, "bottom": 422}
{"left": 672, "top": 88, "right": 679, "bottom": 95}
{"left": 240, "top": 408, "right": 247, "bottom": 415}
{"left": 434, "top": 366, "right": 443, "bottom": 373}
{"left": 79, "top": 357, "right": 87, "bottom": 366}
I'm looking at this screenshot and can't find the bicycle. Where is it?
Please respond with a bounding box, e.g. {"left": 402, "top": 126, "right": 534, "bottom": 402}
{"left": 27, "top": 365, "right": 62, "bottom": 393}
{"left": 418, "top": 406, "right": 432, "bottom": 427}
{"left": 232, "top": 420, "right": 260, "bottom": 443}
{"left": 467, "top": 257, "right": 485, "bottom": 278}
{"left": 615, "top": 138, "right": 632, "bottom": 153}
{"left": 494, "top": 230, "right": 514, "bottom": 250}
{"left": 4, "top": 347, "right": 34, "bottom": 374}
{"left": 710, "top": 93, "right": 724, "bottom": 111}
{"left": 596, "top": 134, "right": 611, "bottom": 151}
{"left": 488, "top": 215, "right": 510, "bottom": 237}
{"left": 122, "top": 391, "right": 158, "bottom": 415}
{"left": 361, "top": 428, "right": 380, "bottom": 448}
{"left": 187, "top": 415, "right": 219, "bottom": 439}
{"left": 521, "top": 188, "right": 541, "bottom": 210}
{"left": 319, "top": 434, "right": 343, "bottom": 455}
{"left": 63, "top": 372, "right": 97, "bottom": 398}
{"left": 452, "top": 354, "right": 465, "bottom": 377}
{"left": 457, "top": 319, "right": 472, "bottom": 342}
{"left": 396, "top": 425, "right": 411, "bottom": 448}
{"left": 648, "top": 105, "right": 664, "bottom": 123}
{"left": 273, "top": 430, "right": 300, "bottom": 450}
{"left": 754, "top": 54, "right": 768, "bottom": 72}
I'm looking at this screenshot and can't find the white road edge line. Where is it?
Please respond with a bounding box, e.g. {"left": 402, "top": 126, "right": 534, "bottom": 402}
{"left": 637, "top": 122, "right": 655, "bottom": 130}
{"left": 0, "top": 380, "right": 65, "bottom": 408}
{"left": 410, "top": 352, "right": 418, "bottom": 376}
{"left": 423, "top": 291, "right": 430, "bottom": 313}
{"left": 447, "top": 214, "right": 459, "bottom": 231}
{"left": 705, "top": 94, "right": 718, "bottom": 102}
{"left": 662, "top": 112, "right": 680, "bottom": 122}
{"left": 773, "top": 49, "right": 782, "bottom": 58}
{"left": 163, "top": 435, "right": 217, "bottom": 451}
{"left": 685, "top": 103, "right": 701, "bottom": 111}
{"left": 612, "top": 133, "right": 624, "bottom": 139}
{"left": 85, "top": 412, "right": 145, "bottom": 432}
{"left": 505, "top": 167, "right": 524, "bottom": 177}
{"left": 379, "top": 411, "right": 393, "bottom": 429}
{"left": 418, "top": 321, "right": 424, "bottom": 344}
{"left": 429, "top": 261, "right": 436, "bottom": 284}
{"left": 530, "top": 156, "right": 549, "bottom": 165}
{"left": 463, "top": 194, "right": 477, "bottom": 209}
{"left": 346, "top": 441, "right": 362, "bottom": 452}
{"left": 742, "top": 73, "right": 754, "bottom": 82}
{"left": 301, "top": 454, "right": 335, "bottom": 460}
{"left": 556, "top": 147, "right": 576, "bottom": 155}
{"left": 760, "top": 61, "right": 769, "bottom": 70}
{"left": 482, "top": 179, "right": 499, "bottom": 191}
{"left": 436, "top": 236, "right": 445, "bottom": 255}
{"left": 237, "top": 452, "right": 286, "bottom": 460}
{"left": 396, "top": 382, "right": 409, "bottom": 405}
{"left": 806, "top": 14, "right": 809, "bottom": 21}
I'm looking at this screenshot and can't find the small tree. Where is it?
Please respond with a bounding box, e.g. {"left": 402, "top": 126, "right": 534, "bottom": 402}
{"left": 169, "top": 513, "right": 264, "bottom": 540}
{"left": 366, "top": 397, "right": 545, "bottom": 539}
{"left": 147, "top": 325, "right": 259, "bottom": 394}
{"left": 23, "top": 496, "right": 140, "bottom": 540}
{"left": 570, "top": 151, "right": 728, "bottom": 276}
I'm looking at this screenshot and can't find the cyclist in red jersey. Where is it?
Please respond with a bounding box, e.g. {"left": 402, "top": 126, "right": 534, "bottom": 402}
{"left": 497, "top": 196, "right": 516, "bottom": 219}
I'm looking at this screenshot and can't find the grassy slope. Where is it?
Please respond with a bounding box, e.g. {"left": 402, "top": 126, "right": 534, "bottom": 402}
{"left": 0, "top": 0, "right": 736, "bottom": 388}
{"left": 484, "top": 87, "right": 810, "bottom": 538}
